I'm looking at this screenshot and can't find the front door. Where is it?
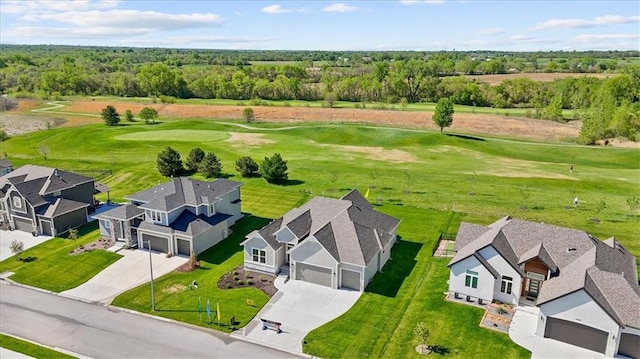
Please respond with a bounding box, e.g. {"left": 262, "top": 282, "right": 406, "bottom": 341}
{"left": 528, "top": 279, "right": 541, "bottom": 298}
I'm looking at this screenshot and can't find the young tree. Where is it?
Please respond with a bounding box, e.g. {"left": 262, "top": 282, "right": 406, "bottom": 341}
{"left": 185, "top": 147, "right": 205, "bottom": 172}
{"left": 260, "top": 153, "right": 288, "bottom": 184}
{"left": 199, "top": 152, "right": 223, "bottom": 178}
{"left": 242, "top": 107, "right": 255, "bottom": 123}
{"left": 593, "top": 197, "right": 607, "bottom": 222}
{"left": 9, "top": 239, "right": 24, "bottom": 260}
{"left": 157, "top": 146, "right": 183, "bottom": 177}
{"left": 432, "top": 97, "right": 454, "bottom": 134}
{"left": 68, "top": 227, "right": 79, "bottom": 249}
{"left": 235, "top": 156, "right": 259, "bottom": 177}
{"left": 125, "top": 109, "right": 135, "bottom": 122}
{"left": 38, "top": 144, "right": 50, "bottom": 161}
{"left": 520, "top": 185, "right": 531, "bottom": 211}
{"left": 101, "top": 105, "right": 121, "bottom": 126}
{"left": 139, "top": 107, "right": 159, "bottom": 124}
{"left": 413, "top": 322, "right": 430, "bottom": 354}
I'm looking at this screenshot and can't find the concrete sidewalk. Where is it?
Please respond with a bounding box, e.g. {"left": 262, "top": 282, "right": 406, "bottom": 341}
{"left": 61, "top": 248, "right": 187, "bottom": 304}
{"left": 0, "top": 230, "right": 53, "bottom": 261}
{"left": 233, "top": 277, "right": 361, "bottom": 355}
{"left": 509, "top": 306, "right": 606, "bottom": 359}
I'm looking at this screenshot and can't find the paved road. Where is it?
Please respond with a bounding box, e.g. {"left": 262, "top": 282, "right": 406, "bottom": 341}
{"left": 0, "top": 283, "right": 298, "bottom": 358}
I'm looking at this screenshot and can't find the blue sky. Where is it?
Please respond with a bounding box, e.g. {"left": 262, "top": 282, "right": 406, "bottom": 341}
{"left": 1, "top": 0, "right": 638, "bottom": 51}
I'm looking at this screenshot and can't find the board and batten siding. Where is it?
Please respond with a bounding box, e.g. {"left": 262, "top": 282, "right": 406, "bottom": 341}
{"left": 53, "top": 207, "right": 88, "bottom": 234}
{"left": 449, "top": 256, "right": 494, "bottom": 302}
{"left": 363, "top": 254, "right": 379, "bottom": 286}
{"left": 192, "top": 220, "right": 228, "bottom": 255}
{"left": 478, "top": 246, "right": 522, "bottom": 305}
{"left": 58, "top": 181, "right": 94, "bottom": 206}
{"left": 538, "top": 290, "right": 620, "bottom": 357}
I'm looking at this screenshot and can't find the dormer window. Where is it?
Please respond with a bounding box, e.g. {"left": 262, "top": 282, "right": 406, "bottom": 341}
{"left": 12, "top": 196, "right": 22, "bottom": 209}
{"left": 53, "top": 190, "right": 61, "bottom": 197}
{"left": 149, "top": 211, "right": 162, "bottom": 222}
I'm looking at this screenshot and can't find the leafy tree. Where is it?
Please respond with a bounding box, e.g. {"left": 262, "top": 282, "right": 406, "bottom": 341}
{"left": 101, "top": 105, "right": 120, "bottom": 126}
{"left": 125, "top": 109, "right": 134, "bottom": 122}
{"left": 432, "top": 97, "right": 454, "bottom": 134}
{"left": 413, "top": 322, "right": 430, "bottom": 354}
{"left": 139, "top": 107, "right": 158, "bottom": 124}
{"left": 185, "top": 147, "right": 205, "bottom": 171}
{"left": 156, "top": 146, "right": 182, "bottom": 177}
{"left": 199, "top": 152, "right": 223, "bottom": 178}
{"left": 235, "top": 156, "right": 259, "bottom": 177}
{"left": 243, "top": 107, "right": 255, "bottom": 123}
{"left": 68, "top": 227, "right": 79, "bottom": 249}
{"left": 260, "top": 153, "right": 288, "bottom": 184}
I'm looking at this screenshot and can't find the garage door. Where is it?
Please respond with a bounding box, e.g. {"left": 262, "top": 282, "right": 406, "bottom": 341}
{"left": 296, "top": 263, "right": 332, "bottom": 287}
{"left": 618, "top": 333, "right": 640, "bottom": 359}
{"left": 176, "top": 238, "right": 191, "bottom": 256}
{"left": 141, "top": 233, "right": 169, "bottom": 253}
{"left": 13, "top": 217, "right": 33, "bottom": 232}
{"left": 544, "top": 317, "right": 608, "bottom": 354}
{"left": 41, "top": 221, "right": 52, "bottom": 236}
{"left": 341, "top": 269, "right": 361, "bottom": 291}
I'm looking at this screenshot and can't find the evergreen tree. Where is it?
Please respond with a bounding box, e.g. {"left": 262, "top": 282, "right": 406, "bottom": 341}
{"left": 235, "top": 156, "right": 259, "bottom": 177}
{"left": 199, "top": 152, "right": 223, "bottom": 178}
{"left": 101, "top": 105, "right": 120, "bottom": 126}
{"left": 156, "top": 146, "right": 182, "bottom": 177}
{"left": 260, "top": 153, "right": 288, "bottom": 184}
{"left": 185, "top": 147, "right": 205, "bottom": 171}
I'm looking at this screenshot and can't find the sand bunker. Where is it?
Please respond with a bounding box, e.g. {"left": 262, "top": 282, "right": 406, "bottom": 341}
{"left": 225, "top": 132, "right": 274, "bottom": 146}
{"left": 324, "top": 144, "right": 418, "bottom": 163}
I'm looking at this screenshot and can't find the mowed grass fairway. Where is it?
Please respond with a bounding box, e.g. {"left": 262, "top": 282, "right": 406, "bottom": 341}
{"left": 2, "top": 112, "right": 638, "bottom": 358}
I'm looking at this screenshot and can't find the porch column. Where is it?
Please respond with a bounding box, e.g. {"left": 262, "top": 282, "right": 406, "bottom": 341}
{"left": 123, "top": 220, "right": 132, "bottom": 247}
{"left": 109, "top": 219, "right": 116, "bottom": 242}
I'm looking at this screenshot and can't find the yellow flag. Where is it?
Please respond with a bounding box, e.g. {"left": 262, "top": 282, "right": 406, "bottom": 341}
{"left": 217, "top": 302, "right": 221, "bottom": 321}
{"left": 364, "top": 188, "right": 370, "bottom": 199}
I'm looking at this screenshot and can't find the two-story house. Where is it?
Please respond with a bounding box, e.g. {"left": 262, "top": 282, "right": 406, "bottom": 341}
{"left": 448, "top": 216, "right": 639, "bottom": 358}
{"left": 0, "top": 164, "right": 95, "bottom": 236}
{"left": 96, "top": 177, "right": 242, "bottom": 256}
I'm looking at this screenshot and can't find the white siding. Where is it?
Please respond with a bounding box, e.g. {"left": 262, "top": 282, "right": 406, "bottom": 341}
{"left": 479, "top": 246, "right": 522, "bottom": 305}
{"left": 276, "top": 227, "right": 296, "bottom": 244}
{"left": 380, "top": 236, "right": 395, "bottom": 270}
{"left": 192, "top": 221, "right": 228, "bottom": 255}
{"left": 99, "top": 219, "right": 112, "bottom": 237}
{"left": 363, "top": 254, "right": 379, "bottom": 286}
{"left": 215, "top": 189, "right": 242, "bottom": 224}
{"left": 449, "top": 256, "right": 495, "bottom": 302}
{"left": 167, "top": 207, "right": 183, "bottom": 225}
{"left": 242, "top": 236, "right": 277, "bottom": 273}
{"left": 539, "top": 290, "right": 620, "bottom": 357}
{"left": 290, "top": 237, "right": 337, "bottom": 270}
{"left": 274, "top": 246, "right": 286, "bottom": 271}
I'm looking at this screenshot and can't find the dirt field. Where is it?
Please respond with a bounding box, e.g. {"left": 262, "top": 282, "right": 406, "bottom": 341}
{"left": 61, "top": 100, "right": 581, "bottom": 142}
{"left": 465, "top": 72, "right": 613, "bottom": 85}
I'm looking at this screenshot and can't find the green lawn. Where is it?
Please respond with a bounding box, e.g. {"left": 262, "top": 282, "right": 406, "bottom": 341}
{"left": 111, "top": 215, "right": 275, "bottom": 332}
{"left": 0, "top": 222, "right": 122, "bottom": 292}
{"left": 0, "top": 333, "right": 76, "bottom": 359}
{"left": 3, "top": 103, "right": 638, "bottom": 357}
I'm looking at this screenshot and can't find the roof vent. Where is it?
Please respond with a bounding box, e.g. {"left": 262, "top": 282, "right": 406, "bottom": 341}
{"left": 54, "top": 169, "right": 58, "bottom": 177}
{"left": 567, "top": 247, "right": 577, "bottom": 253}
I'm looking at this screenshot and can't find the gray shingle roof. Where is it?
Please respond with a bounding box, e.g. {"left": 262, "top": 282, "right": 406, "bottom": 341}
{"left": 95, "top": 204, "right": 144, "bottom": 221}
{"left": 249, "top": 189, "right": 400, "bottom": 266}
{"left": 43, "top": 198, "right": 88, "bottom": 218}
{"left": 341, "top": 189, "right": 373, "bottom": 209}
{"left": 454, "top": 222, "right": 489, "bottom": 251}
{"left": 454, "top": 216, "right": 640, "bottom": 329}
{"left": 127, "top": 177, "right": 242, "bottom": 212}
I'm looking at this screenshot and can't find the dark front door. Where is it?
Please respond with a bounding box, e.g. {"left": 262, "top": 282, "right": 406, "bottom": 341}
{"left": 527, "top": 279, "right": 541, "bottom": 299}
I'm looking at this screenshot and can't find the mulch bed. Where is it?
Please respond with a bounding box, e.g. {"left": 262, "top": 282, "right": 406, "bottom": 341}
{"left": 480, "top": 303, "right": 515, "bottom": 333}
{"left": 69, "top": 238, "right": 114, "bottom": 255}
{"left": 218, "top": 265, "right": 277, "bottom": 297}
{"left": 176, "top": 259, "right": 202, "bottom": 272}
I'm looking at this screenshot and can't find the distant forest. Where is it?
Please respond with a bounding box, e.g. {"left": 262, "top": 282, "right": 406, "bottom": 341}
{"left": 1, "top": 45, "right": 638, "bottom": 143}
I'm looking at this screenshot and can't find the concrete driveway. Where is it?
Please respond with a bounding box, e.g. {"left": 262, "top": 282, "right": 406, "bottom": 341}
{"left": 0, "top": 230, "right": 53, "bottom": 262}
{"left": 61, "top": 249, "right": 187, "bottom": 304}
{"left": 509, "top": 306, "right": 607, "bottom": 359}
{"left": 233, "top": 277, "right": 362, "bottom": 355}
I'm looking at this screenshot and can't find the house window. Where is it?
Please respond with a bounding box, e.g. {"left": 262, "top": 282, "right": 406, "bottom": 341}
{"left": 465, "top": 270, "right": 478, "bottom": 288}
{"left": 149, "top": 211, "right": 162, "bottom": 222}
{"left": 500, "top": 276, "right": 513, "bottom": 294}
{"left": 252, "top": 248, "right": 266, "bottom": 264}
{"left": 209, "top": 204, "right": 215, "bottom": 215}
{"left": 12, "top": 196, "right": 22, "bottom": 209}
{"left": 103, "top": 220, "right": 111, "bottom": 229}
{"left": 53, "top": 190, "right": 61, "bottom": 197}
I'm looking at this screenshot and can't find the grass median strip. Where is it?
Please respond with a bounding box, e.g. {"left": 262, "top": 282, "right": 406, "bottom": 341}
{"left": 0, "top": 333, "right": 76, "bottom": 359}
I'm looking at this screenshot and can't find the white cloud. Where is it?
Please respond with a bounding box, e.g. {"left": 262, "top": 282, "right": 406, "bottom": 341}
{"left": 22, "top": 10, "right": 223, "bottom": 30}
{"left": 531, "top": 15, "right": 640, "bottom": 31}
{"left": 477, "top": 28, "right": 505, "bottom": 35}
{"left": 0, "top": 0, "right": 120, "bottom": 14}
{"left": 4, "top": 26, "right": 148, "bottom": 38}
{"left": 509, "top": 34, "right": 534, "bottom": 41}
{"left": 574, "top": 33, "right": 640, "bottom": 42}
{"left": 262, "top": 4, "right": 305, "bottom": 15}
{"left": 399, "top": 0, "right": 446, "bottom": 4}
{"left": 323, "top": 3, "right": 359, "bottom": 13}
{"left": 119, "top": 35, "right": 275, "bottom": 47}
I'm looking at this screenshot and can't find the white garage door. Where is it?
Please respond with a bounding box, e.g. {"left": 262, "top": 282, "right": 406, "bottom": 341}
{"left": 13, "top": 217, "right": 33, "bottom": 232}
{"left": 296, "top": 263, "right": 332, "bottom": 287}
{"left": 341, "top": 269, "right": 361, "bottom": 291}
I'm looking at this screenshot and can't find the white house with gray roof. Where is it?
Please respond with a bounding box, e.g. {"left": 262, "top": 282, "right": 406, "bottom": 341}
{"left": 96, "top": 177, "right": 242, "bottom": 256}
{"left": 448, "top": 216, "right": 639, "bottom": 358}
{"left": 241, "top": 190, "right": 401, "bottom": 291}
